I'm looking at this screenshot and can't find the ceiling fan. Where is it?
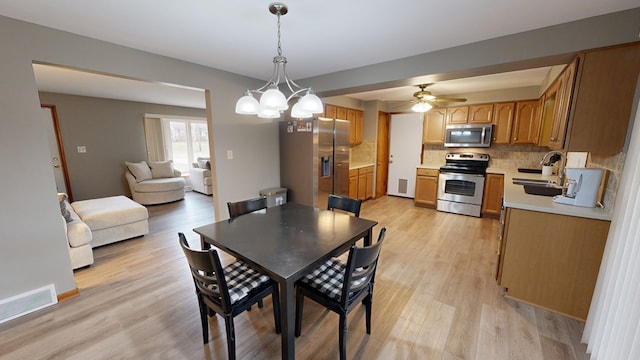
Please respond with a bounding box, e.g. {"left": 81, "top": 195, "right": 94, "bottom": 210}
{"left": 408, "top": 83, "right": 467, "bottom": 113}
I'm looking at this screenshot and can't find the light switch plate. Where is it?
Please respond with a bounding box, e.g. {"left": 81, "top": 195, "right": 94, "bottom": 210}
{"left": 226, "top": 150, "right": 233, "bottom": 160}
{"left": 566, "top": 152, "right": 588, "bottom": 168}
{"left": 77, "top": 146, "right": 87, "bottom": 153}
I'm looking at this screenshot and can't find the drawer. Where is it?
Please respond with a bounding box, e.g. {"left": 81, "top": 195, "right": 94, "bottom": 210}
{"left": 359, "top": 166, "right": 374, "bottom": 174}
{"left": 349, "top": 169, "right": 359, "bottom": 177}
{"left": 417, "top": 168, "right": 439, "bottom": 177}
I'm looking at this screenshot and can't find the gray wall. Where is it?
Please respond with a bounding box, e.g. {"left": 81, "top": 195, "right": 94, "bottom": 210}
{"left": 1, "top": 8, "right": 639, "bottom": 305}
{"left": 39, "top": 92, "right": 206, "bottom": 200}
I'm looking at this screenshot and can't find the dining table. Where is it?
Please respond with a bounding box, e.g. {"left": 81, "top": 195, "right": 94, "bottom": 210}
{"left": 193, "top": 202, "right": 378, "bottom": 360}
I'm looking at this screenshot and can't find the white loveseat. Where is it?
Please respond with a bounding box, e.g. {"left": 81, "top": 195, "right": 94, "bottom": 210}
{"left": 60, "top": 194, "right": 94, "bottom": 269}
{"left": 189, "top": 157, "right": 213, "bottom": 195}
{"left": 125, "top": 160, "right": 185, "bottom": 205}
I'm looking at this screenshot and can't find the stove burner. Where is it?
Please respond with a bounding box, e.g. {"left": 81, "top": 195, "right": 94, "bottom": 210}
{"left": 440, "top": 152, "right": 490, "bottom": 175}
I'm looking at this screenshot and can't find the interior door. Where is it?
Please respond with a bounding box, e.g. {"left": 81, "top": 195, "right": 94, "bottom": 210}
{"left": 387, "top": 113, "right": 423, "bottom": 198}
{"left": 41, "top": 105, "right": 73, "bottom": 199}
{"left": 375, "top": 111, "right": 390, "bottom": 198}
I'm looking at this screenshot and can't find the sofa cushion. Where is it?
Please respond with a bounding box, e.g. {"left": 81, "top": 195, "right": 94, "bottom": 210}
{"left": 131, "top": 177, "right": 185, "bottom": 193}
{"left": 71, "top": 195, "right": 148, "bottom": 231}
{"left": 148, "top": 160, "right": 175, "bottom": 178}
{"left": 57, "top": 193, "right": 73, "bottom": 223}
{"left": 125, "top": 161, "right": 152, "bottom": 182}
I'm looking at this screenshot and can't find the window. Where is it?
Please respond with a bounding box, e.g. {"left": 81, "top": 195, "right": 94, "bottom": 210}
{"left": 161, "top": 117, "right": 209, "bottom": 173}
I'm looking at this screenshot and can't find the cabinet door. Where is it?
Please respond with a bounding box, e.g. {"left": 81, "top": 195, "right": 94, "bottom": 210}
{"left": 346, "top": 108, "right": 364, "bottom": 145}
{"left": 324, "top": 104, "right": 337, "bottom": 119}
{"left": 357, "top": 173, "right": 367, "bottom": 200}
{"left": 447, "top": 106, "right": 469, "bottom": 124}
{"left": 469, "top": 104, "right": 494, "bottom": 124}
{"left": 511, "top": 100, "right": 539, "bottom": 144}
{"left": 355, "top": 110, "right": 364, "bottom": 145}
{"left": 336, "top": 106, "right": 347, "bottom": 120}
{"left": 422, "top": 109, "right": 446, "bottom": 144}
{"left": 365, "top": 170, "right": 374, "bottom": 200}
{"left": 481, "top": 174, "right": 504, "bottom": 217}
{"left": 349, "top": 172, "right": 358, "bottom": 199}
{"left": 492, "top": 102, "right": 515, "bottom": 144}
{"left": 414, "top": 169, "right": 439, "bottom": 208}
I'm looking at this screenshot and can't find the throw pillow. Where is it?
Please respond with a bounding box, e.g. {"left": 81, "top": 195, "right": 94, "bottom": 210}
{"left": 149, "top": 160, "right": 175, "bottom": 178}
{"left": 197, "top": 159, "right": 211, "bottom": 170}
{"left": 125, "top": 161, "right": 153, "bottom": 182}
{"left": 57, "top": 193, "right": 73, "bottom": 223}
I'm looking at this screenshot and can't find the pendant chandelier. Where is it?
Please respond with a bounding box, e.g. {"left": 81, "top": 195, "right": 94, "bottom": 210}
{"left": 235, "top": 3, "right": 323, "bottom": 119}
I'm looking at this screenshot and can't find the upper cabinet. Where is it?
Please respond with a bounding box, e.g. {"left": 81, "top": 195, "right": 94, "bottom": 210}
{"left": 469, "top": 104, "right": 494, "bottom": 124}
{"left": 492, "top": 102, "right": 515, "bottom": 144}
{"left": 564, "top": 43, "right": 640, "bottom": 154}
{"left": 446, "top": 106, "right": 469, "bottom": 124}
{"left": 511, "top": 100, "right": 540, "bottom": 144}
{"left": 422, "top": 108, "right": 447, "bottom": 144}
{"left": 324, "top": 104, "right": 363, "bottom": 146}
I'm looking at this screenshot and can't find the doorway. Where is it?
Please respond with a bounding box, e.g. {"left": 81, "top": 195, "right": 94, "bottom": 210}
{"left": 41, "top": 105, "right": 73, "bottom": 200}
{"left": 387, "top": 113, "right": 423, "bottom": 198}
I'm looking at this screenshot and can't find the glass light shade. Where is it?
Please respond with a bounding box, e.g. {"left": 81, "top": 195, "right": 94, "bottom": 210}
{"left": 299, "top": 92, "right": 323, "bottom": 113}
{"left": 235, "top": 94, "right": 260, "bottom": 114}
{"left": 258, "top": 107, "right": 281, "bottom": 119}
{"left": 291, "top": 101, "right": 312, "bottom": 119}
{"left": 260, "top": 88, "right": 288, "bottom": 111}
{"left": 411, "top": 102, "right": 433, "bottom": 113}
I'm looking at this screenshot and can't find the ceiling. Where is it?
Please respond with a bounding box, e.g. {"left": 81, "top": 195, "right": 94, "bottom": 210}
{"left": 3, "top": 1, "right": 638, "bottom": 108}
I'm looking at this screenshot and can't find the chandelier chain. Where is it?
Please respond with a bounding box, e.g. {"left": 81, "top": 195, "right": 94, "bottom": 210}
{"left": 276, "top": 11, "right": 282, "bottom": 57}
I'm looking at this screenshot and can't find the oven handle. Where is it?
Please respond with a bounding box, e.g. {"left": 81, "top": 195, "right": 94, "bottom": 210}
{"left": 439, "top": 171, "right": 485, "bottom": 177}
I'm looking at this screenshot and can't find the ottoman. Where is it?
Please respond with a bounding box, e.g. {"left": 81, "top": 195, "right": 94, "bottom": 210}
{"left": 71, "top": 195, "right": 149, "bottom": 248}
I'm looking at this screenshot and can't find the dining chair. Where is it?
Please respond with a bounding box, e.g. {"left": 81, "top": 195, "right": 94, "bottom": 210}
{"left": 227, "top": 197, "right": 267, "bottom": 219}
{"left": 294, "top": 227, "right": 386, "bottom": 360}
{"left": 327, "top": 194, "right": 362, "bottom": 217}
{"left": 178, "top": 233, "right": 281, "bottom": 359}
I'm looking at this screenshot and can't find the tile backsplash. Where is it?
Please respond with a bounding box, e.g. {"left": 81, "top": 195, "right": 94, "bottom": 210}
{"left": 350, "top": 139, "right": 376, "bottom": 165}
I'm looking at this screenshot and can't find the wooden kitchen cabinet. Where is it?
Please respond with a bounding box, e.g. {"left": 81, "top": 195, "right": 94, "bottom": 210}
{"left": 414, "top": 168, "right": 439, "bottom": 208}
{"left": 563, "top": 43, "right": 640, "bottom": 154}
{"left": 446, "top": 106, "right": 469, "bottom": 124}
{"left": 511, "top": 100, "right": 540, "bottom": 144}
{"left": 481, "top": 173, "right": 503, "bottom": 217}
{"left": 497, "top": 208, "right": 610, "bottom": 320}
{"left": 347, "top": 108, "right": 364, "bottom": 145}
{"left": 422, "top": 108, "right": 447, "bottom": 144}
{"left": 349, "top": 166, "right": 374, "bottom": 201}
{"left": 469, "top": 103, "right": 494, "bottom": 124}
{"left": 491, "top": 102, "right": 515, "bottom": 144}
{"left": 324, "top": 104, "right": 337, "bottom": 119}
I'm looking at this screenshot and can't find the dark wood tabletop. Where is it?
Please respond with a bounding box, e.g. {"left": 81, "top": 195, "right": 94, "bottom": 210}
{"left": 193, "top": 202, "right": 378, "bottom": 360}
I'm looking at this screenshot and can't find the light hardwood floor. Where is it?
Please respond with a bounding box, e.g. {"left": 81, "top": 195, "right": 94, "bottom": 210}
{"left": 0, "top": 192, "right": 589, "bottom": 359}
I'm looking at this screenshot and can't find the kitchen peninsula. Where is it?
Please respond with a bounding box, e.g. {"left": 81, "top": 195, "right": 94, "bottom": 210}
{"left": 495, "top": 170, "right": 611, "bottom": 320}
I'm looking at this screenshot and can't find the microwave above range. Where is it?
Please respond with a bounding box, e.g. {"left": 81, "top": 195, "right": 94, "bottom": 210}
{"left": 444, "top": 124, "right": 492, "bottom": 148}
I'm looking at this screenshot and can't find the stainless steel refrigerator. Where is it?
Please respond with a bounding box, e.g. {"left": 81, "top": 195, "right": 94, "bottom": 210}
{"left": 279, "top": 117, "right": 350, "bottom": 208}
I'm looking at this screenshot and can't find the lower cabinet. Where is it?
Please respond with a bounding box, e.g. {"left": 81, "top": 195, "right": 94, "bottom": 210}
{"left": 497, "top": 208, "right": 610, "bottom": 320}
{"left": 414, "top": 168, "right": 439, "bottom": 208}
{"left": 349, "top": 166, "right": 374, "bottom": 201}
{"left": 481, "top": 173, "right": 504, "bottom": 218}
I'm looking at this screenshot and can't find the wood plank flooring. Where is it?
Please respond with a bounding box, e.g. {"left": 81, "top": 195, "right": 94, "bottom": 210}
{"left": 0, "top": 192, "right": 590, "bottom": 359}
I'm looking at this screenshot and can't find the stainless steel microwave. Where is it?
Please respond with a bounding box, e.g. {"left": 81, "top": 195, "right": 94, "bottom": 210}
{"left": 444, "top": 124, "right": 492, "bottom": 148}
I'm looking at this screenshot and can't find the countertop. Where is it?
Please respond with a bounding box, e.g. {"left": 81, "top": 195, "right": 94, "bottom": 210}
{"left": 493, "top": 168, "right": 612, "bottom": 221}
{"left": 415, "top": 164, "right": 612, "bottom": 221}
{"left": 350, "top": 162, "right": 375, "bottom": 170}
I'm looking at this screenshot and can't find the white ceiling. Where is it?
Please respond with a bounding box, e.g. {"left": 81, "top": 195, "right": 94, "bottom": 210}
{"left": 3, "top": 0, "right": 638, "bottom": 107}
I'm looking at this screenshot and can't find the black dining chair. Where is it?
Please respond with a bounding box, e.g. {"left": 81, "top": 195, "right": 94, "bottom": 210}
{"left": 227, "top": 197, "right": 268, "bottom": 219}
{"left": 294, "top": 227, "right": 386, "bottom": 360}
{"left": 179, "top": 233, "right": 281, "bottom": 359}
{"left": 327, "top": 194, "right": 362, "bottom": 217}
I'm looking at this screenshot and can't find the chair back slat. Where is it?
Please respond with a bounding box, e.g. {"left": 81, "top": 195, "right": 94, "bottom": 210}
{"left": 327, "top": 194, "right": 362, "bottom": 217}
{"left": 179, "top": 233, "right": 233, "bottom": 310}
{"left": 227, "top": 197, "right": 267, "bottom": 219}
{"left": 341, "top": 227, "right": 386, "bottom": 305}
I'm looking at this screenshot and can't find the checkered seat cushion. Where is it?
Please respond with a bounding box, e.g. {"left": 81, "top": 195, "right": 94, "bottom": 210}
{"left": 211, "top": 261, "right": 270, "bottom": 304}
{"left": 300, "top": 258, "right": 367, "bottom": 301}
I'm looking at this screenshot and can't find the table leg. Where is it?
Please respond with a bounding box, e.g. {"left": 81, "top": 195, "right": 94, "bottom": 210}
{"left": 279, "top": 279, "right": 295, "bottom": 359}
{"left": 200, "top": 235, "right": 210, "bottom": 250}
{"left": 364, "top": 228, "right": 373, "bottom": 246}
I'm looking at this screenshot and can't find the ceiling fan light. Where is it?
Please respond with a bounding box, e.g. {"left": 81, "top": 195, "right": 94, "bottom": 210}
{"left": 299, "top": 91, "right": 323, "bottom": 113}
{"left": 260, "top": 87, "right": 288, "bottom": 110}
{"left": 411, "top": 102, "right": 433, "bottom": 113}
{"left": 291, "top": 101, "right": 313, "bottom": 118}
{"left": 235, "top": 91, "right": 260, "bottom": 114}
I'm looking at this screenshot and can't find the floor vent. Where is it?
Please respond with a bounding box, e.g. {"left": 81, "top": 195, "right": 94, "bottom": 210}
{"left": 0, "top": 284, "right": 57, "bottom": 324}
{"left": 397, "top": 178, "right": 408, "bottom": 194}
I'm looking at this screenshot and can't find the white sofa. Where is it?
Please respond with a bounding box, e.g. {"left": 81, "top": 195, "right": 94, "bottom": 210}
{"left": 60, "top": 194, "right": 94, "bottom": 269}
{"left": 59, "top": 193, "right": 149, "bottom": 269}
{"left": 125, "top": 160, "right": 185, "bottom": 205}
{"left": 190, "top": 157, "right": 213, "bottom": 195}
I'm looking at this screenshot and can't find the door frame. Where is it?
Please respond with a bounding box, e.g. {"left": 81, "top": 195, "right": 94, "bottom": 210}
{"left": 42, "top": 104, "right": 74, "bottom": 201}
{"left": 375, "top": 111, "right": 390, "bottom": 198}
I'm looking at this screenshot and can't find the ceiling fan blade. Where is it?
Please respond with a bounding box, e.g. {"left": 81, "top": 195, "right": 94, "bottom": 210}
{"left": 431, "top": 97, "right": 467, "bottom": 103}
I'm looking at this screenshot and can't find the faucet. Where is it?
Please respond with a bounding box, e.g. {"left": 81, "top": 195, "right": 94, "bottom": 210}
{"left": 540, "top": 151, "right": 566, "bottom": 185}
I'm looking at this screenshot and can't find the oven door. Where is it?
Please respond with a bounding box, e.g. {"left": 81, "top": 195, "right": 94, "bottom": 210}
{"left": 437, "top": 172, "right": 485, "bottom": 205}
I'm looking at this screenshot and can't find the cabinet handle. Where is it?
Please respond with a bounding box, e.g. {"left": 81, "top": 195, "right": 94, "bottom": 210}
{"left": 550, "top": 137, "right": 556, "bottom": 141}
{"left": 513, "top": 137, "right": 518, "bottom": 141}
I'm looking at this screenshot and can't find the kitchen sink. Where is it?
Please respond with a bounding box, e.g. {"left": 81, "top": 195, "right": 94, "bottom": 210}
{"left": 523, "top": 184, "right": 563, "bottom": 197}
{"left": 512, "top": 177, "right": 557, "bottom": 186}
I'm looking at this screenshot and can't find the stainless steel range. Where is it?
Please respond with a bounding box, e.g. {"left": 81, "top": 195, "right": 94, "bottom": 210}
{"left": 437, "top": 152, "right": 490, "bottom": 217}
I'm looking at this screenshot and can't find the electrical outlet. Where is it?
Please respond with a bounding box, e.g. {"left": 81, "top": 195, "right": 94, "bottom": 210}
{"left": 226, "top": 150, "right": 233, "bottom": 160}
{"left": 77, "top": 146, "right": 87, "bottom": 153}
